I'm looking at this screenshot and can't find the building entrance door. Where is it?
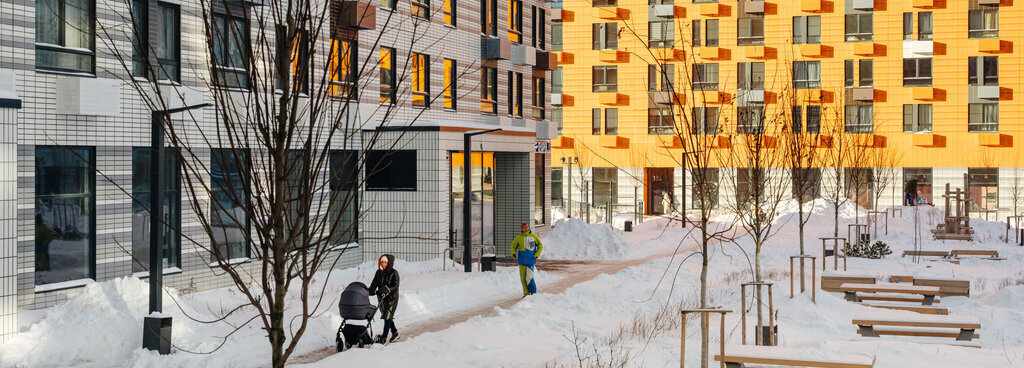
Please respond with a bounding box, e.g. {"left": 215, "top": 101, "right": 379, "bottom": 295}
{"left": 644, "top": 168, "right": 674, "bottom": 215}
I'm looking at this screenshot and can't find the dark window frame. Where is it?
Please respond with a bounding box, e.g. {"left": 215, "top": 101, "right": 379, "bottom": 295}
{"left": 365, "top": 150, "right": 418, "bottom": 191}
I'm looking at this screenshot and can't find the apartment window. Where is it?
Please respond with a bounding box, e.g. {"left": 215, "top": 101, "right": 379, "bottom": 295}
{"left": 792, "top": 106, "right": 802, "bottom": 133}
{"left": 692, "top": 63, "right": 719, "bottom": 91}
{"left": 919, "top": 12, "right": 933, "bottom": 40}
{"left": 553, "top": 107, "right": 563, "bottom": 134}
{"left": 379, "top": 47, "right": 396, "bottom": 104}
{"left": 648, "top": 64, "right": 674, "bottom": 92}
{"left": 968, "top": 103, "right": 998, "bottom": 132}
{"left": 737, "top": 107, "right": 764, "bottom": 134}
{"left": 532, "top": 76, "right": 545, "bottom": 120}
{"left": 210, "top": 149, "right": 251, "bottom": 260}
{"left": 132, "top": 148, "right": 181, "bottom": 273}
{"left": 903, "top": 104, "right": 933, "bottom": 132}
{"left": 551, "top": 168, "right": 563, "bottom": 207}
{"left": 509, "top": 0, "right": 523, "bottom": 43}
{"left": 792, "top": 16, "right": 821, "bottom": 44}
{"left": 844, "top": 14, "right": 873, "bottom": 42}
{"left": 212, "top": 12, "right": 250, "bottom": 89}
{"left": 968, "top": 9, "right": 998, "bottom": 39}
{"left": 381, "top": 0, "right": 396, "bottom": 9}
{"left": 552, "top": 23, "right": 563, "bottom": 51}
{"left": 594, "top": 0, "right": 616, "bottom": 6}
{"left": 968, "top": 168, "right": 998, "bottom": 212}
{"left": 793, "top": 61, "right": 820, "bottom": 89}
{"left": 553, "top": 67, "right": 563, "bottom": 94}
{"left": 443, "top": 59, "right": 457, "bottom": 110}
{"left": 131, "top": 0, "right": 148, "bottom": 78}
{"left": 276, "top": 26, "right": 309, "bottom": 94}
{"left": 443, "top": 0, "right": 455, "bottom": 26}
{"left": 593, "top": 168, "right": 618, "bottom": 209}
{"left": 366, "top": 150, "right": 417, "bottom": 191}
{"left": 650, "top": 20, "right": 674, "bottom": 48}
{"left": 737, "top": 62, "right": 764, "bottom": 90}
{"left": 36, "top": 0, "right": 95, "bottom": 73}
{"left": 903, "top": 58, "right": 932, "bottom": 87}
{"left": 482, "top": 0, "right": 497, "bottom": 36}
{"left": 508, "top": 71, "right": 523, "bottom": 117}
{"left": 35, "top": 147, "right": 95, "bottom": 285}
{"left": 844, "top": 60, "right": 854, "bottom": 87}
{"left": 592, "top": 66, "right": 618, "bottom": 92}
{"left": 329, "top": 151, "right": 359, "bottom": 245}
{"left": 793, "top": 105, "right": 822, "bottom": 134}
{"left": 592, "top": 22, "right": 618, "bottom": 49}
{"left": 531, "top": 6, "right": 537, "bottom": 47}
{"left": 859, "top": 59, "right": 873, "bottom": 87}
{"left": 692, "top": 107, "right": 719, "bottom": 135}
{"left": 844, "top": 105, "right": 874, "bottom": 133}
{"left": 591, "top": 108, "right": 617, "bottom": 135}
{"left": 481, "top": 67, "right": 498, "bottom": 114}
{"left": 330, "top": 39, "right": 358, "bottom": 100}
{"left": 692, "top": 168, "right": 719, "bottom": 210}
{"left": 968, "top": 56, "right": 998, "bottom": 86}
{"left": 692, "top": 19, "right": 719, "bottom": 47}
{"left": 412, "top": 52, "right": 430, "bottom": 108}
{"left": 737, "top": 18, "right": 764, "bottom": 46}
{"left": 648, "top": 107, "right": 674, "bottom": 135}
{"left": 903, "top": 13, "right": 912, "bottom": 40}
{"left": 736, "top": 168, "right": 764, "bottom": 205}
{"left": 412, "top": 0, "right": 429, "bottom": 19}
{"left": 792, "top": 168, "right": 822, "bottom": 202}
{"left": 283, "top": 151, "right": 308, "bottom": 249}
{"left": 539, "top": 9, "right": 546, "bottom": 49}
{"left": 592, "top": 108, "right": 601, "bottom": 134}
{"left": 904, "top": 168, "right": 933, "bottom": 204}
{"left": 844, "top": 168, "right": 873, "bottom": 209}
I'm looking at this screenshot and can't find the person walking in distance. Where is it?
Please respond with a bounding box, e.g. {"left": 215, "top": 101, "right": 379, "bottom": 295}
{"left": 511, "top": 222, "right": 543, "bottom": 297}
{"left": 904, "top": 177, "right": 920, "bottom": 206}
{"left": 368, "top": 254, "right": 400, "bottom": 344}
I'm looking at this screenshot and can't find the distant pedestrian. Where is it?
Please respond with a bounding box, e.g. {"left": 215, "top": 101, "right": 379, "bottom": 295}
{"left": 511, "top": 222, "right": 543, "bottom": 297}
{"left": 368, "top": 254, "right": 400, "bottom": 344}
{"left": 904, "top": 177, "right": 920, "bottom": 206}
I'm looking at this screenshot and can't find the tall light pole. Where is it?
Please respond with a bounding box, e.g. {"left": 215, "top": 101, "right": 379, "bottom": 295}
{"left": 463, "top": 128, "right": 502, "bottom": 272}
{"left": 145, "top": 103, "right": 208, "bottom": 354}
{"left": 560, "top": 156, "right": 578, "bottom": 218}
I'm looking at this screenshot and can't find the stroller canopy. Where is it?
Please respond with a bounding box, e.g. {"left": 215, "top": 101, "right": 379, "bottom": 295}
{"left": 339, "top": 282, "right": 378, "bottom": 320}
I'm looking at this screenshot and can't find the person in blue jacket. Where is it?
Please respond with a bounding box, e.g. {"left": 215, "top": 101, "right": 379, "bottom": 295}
{"left": 510, "top": 222, "right": 543, "bottom": 297}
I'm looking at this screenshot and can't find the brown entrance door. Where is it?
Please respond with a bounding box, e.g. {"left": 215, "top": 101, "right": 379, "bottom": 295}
{"left": 644, "top": 168, "right": 674, "bottom": 215}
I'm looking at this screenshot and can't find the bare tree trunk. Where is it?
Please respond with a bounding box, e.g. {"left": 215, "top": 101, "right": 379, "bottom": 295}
{"left": 700, "top": 228, "right": 709, "bottom": 368}
{"left": 798, "top": 204, "right": 806, "bottom": 290}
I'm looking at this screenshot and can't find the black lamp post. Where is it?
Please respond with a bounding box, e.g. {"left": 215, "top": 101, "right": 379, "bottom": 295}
{"left": 144, "top": 103, "right": 208, "bottom": 354}
{"left": 463, "top": 128, "right": 502, "bottom": 272}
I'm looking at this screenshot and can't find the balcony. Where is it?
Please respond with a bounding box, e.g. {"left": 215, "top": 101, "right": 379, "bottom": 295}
{"left": 655, "top": 49, "right": 683, "bottom": 61}
{"left": 551, "top": 93, "right": 562, "bottom": 106}
{"left": 852, "top": 0, "right": 874, "bottom": 10}
{"left": 699, "top": 47, "right": 725, "bottom": 60}
{"left": 598, "top": 50, "right": 625, "bottom": 62}
{"left": 598, "top": 92, "right": 623, "bottom": 105}
{"left": 800, "top": 88, "right": 825, "bottom": 103}
{"left": 801, "top": 0, "right": 823, "bottom": 12}
{"left": 800, "top": 44, "right": 826, "bottom": 57}
{"left": 551, "top": 136, "right": 574, "bottom": 149}
{"left": 651, "top": 91, "right": 678, "bottom": 105}
{"left": 744, "top": 46, "right": 768, "bottom": 59}
{"left": 912, "top": 0, "right": 935, "bottom": 7}
{"left": 978, "top": 39, "right": 1010, "bottom": 53}
{"left": 332, "top": 1, "right": 376, "bottom": 30}
{"left": 903, "top": 40, "right": 933, "bottom": 58}
{"left": 56, "top": 76, "right": 121, "bottom": 116}
{"left": 978, "top": 0, "right": 1001, "bottom": 4}
{"left": 481, "top": 37, "right": 510, "bottom": 60}
{"left": 977, "top": 85, "right": 1000, "bottom": 100}
{"left": 743, "top": 1, "right": 765, "bottom": 14}
{"left": 978, "top": 133, "right": 1011, "bottom": 147}
{"left": 597, "top": 7, "right": 623, "bottom": 20}
{"left": 551, "top": 9, "right": 563, "bottom": 21}
{"left": 599, "top": 135, "right": 629, "bottom": 148}
{"left": 701, "top": 91, "right": 728, "bottom": 104}
{"left": 558, "top": 52, "right": 573, "bottom": 64}
{"left": 912, "top": 87, "right": 937, "bottom": 101}
{"left": 511, "top": 44, "right": 536, "bottom": 66}
{"left": 740, "top": 89, "right": 765, "bottom": 104}
{"left": 651, "top": 4, "right": 676, "bottom": 18}
{"left": 706, "top": 135, "right": 731, "bottom": 149}
{"left": 699, "top": 3, "right": 725, "bottom": 17}
{"left": 854, "top": 42, "right": 879, "bottom": 56}
{"left": 851, "top": 87, "right": 874, "bottom": 102}
{"left": 912, "top": 133, "right": 940, "bottom": 147}
{"left": 655, "top": 135, "right": 684, "bottom": 148}
{"left": 535, "top": 50, "right": 557, "bottom": 70}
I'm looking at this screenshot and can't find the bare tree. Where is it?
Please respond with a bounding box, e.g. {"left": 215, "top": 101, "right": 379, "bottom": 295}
{"left": 95, "top": 0, "right": 466, "bottom": 366}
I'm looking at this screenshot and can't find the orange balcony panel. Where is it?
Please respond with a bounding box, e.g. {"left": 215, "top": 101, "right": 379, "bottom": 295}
{"left": 655, "top": 135, "right": 684, "bottom": 148}
{"left": 599, "top": 135, "right": 629, "bottom": 149}
{"left": 557, "top": 52, "right": 573, "bottom": 64}
{"left": 912, "top": 87, "right": 936, "bottom": 100}
{"left": 551, "top": 136, "right": 574, "bottom": 149}
{"left": 978, "top": 133, "right": 1011, "bottom": 147}
{"left": 656, "top": 49, "right": 683, "bottom": 61}
{"left": 597, "top": 7, "right": 622, "bottom": 20}
{"left": 912, "top": 133, "right": 936, "bottom": 147}
{"left": 853, "top": 42, "right": 878, "bottom": 56}
{"left": 912, "top": 0, "right": 935, "bottom": 7}
{"left": 598, "top": 92, "right": 622, "bottom": 105}
{"left": 978, "top": 39, "right": 1009, "bottom": 53}
{"left": 801, "top": 89, "right": 824, "bottom": 103}
{"left": 598, "top": 50, "right": 623, "bottom": 62}
{"left": 699, "top": 3, "right": 724, "bottom": 17}
{"left": 855, "top": 134, "right": 880, "bottom": 147}
{"left": 701, "top": 91, "right": 727, "bottom": 104}
{"left": 700, "top": 47, "right": 724, "bottom": 60}
{"left": 800, "top": 44, "right": 824, "bottom": 57}
{"left": 801, "top": 0, "right": 823, "bottom": 12}
{"left": 815, "top": 135, "right": 833, "bottom": 148}
{"left": 706, "top": 135, "right": 731, "bottom": 148}
{"left": 745, "top": 46, "right": 766, "bottom": 59}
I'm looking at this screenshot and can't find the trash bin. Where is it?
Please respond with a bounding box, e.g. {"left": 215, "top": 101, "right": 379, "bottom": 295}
{"left": 624, "top": 221, "right": 633, "bottom": 232}
{"left": 143, "top": 316, "right": 173, "bottom": 354}
{"left": 481, "top": 254, "right": 496, "bottom": 272}
{"left": 759, "top": 325, "right": 778, "bottom": 346}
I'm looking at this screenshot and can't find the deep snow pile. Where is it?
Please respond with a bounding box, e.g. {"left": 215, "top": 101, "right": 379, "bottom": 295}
{"left": 541, "top": 218, "right": 632, "bottom": 260}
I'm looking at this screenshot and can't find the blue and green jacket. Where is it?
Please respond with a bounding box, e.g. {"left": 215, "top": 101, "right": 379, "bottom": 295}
{"left": 511, "top": 231, "right": 543, "bottom": 266}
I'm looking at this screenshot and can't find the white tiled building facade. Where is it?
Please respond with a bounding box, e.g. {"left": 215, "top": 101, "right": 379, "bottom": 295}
{"left": 0, "top": 0, "right": 553, "bottom": 342}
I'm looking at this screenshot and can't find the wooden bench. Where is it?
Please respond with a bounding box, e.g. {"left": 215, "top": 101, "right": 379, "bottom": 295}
{"left": 714, "top": 345, "right": 875, "bottom": 368}
{"left": 860, "top": 302, "right": 948, "bottom": 315}
{"left": 902, "top": 250, "right": 950, "bottom": 258}
{"left": 857, "top": 294, "right": 940, "bottom": 304}
{"left": 951, "top": 249, "right": 1003, "bottom": 260}
{"left": 852, "top": 312, "right": 981, "bottom": 342}
{"left": 821, "top": 272, "right": 876, "bottom": 293}
{"left": 840, "top": 283, "right": 941, "bottom": 305}
{"left": 889, "top": 276, "right": 970, "bottom": 297}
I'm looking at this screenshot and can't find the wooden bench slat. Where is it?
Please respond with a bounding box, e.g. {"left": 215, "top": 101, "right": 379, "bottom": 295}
{"left": 840, "top": 283, "right": 940, "bottom": 295}
{"left": 855, "top": 327, "right": 979, "bottom": 339}
{"left": 713, "top": 346, "right": 874, "bottom": 368}
{"left": 852, "top": 319, "right": 980, "bottom": 329}
{"left": 858, "top": 295, "right": 941, "bottom": 304}
{"left": 714, "top": 355, "right": 874, "bottom": 368}
{"left": 862, "top": 303, "right": 948, "bottom": 315}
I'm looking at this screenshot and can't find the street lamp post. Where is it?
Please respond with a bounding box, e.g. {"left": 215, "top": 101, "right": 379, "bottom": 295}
{"left": 463, "top": 128, "right": 502, "bottom": 273}
{"left": 560, "top": 157, "right": 578, "bottom": 218}
{"left": 144, "top": 103, "right": 208, "bottom": 354}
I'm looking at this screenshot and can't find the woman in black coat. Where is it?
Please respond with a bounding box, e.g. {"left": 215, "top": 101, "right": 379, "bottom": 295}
{"left": 368, "top": 254, "right": 400, "bottom": 344}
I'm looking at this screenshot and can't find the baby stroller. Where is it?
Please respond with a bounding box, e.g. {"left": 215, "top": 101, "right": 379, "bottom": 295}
{"left": 335, "top": 282, "right": 378, "bottom": 351}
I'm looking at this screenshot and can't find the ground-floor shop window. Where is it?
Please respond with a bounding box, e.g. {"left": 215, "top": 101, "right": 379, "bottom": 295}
{"left": 131, "top": 147, "right": 181, "bottom": 273}
{"left": 210, "top": 149, "right": 251, "bottom": 260}
{"left": 35, "top": 146, "right": 95, "bottom": 285}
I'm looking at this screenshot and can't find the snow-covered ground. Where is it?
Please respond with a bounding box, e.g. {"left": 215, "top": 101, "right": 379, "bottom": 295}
{"left": 5, "top": 200, "right": 1024, "bottom": 367}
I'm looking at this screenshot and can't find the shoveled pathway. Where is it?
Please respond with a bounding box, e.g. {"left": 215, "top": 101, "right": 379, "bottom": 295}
{"left": 291, "top": 246, "right": 697, "bottom": 365}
